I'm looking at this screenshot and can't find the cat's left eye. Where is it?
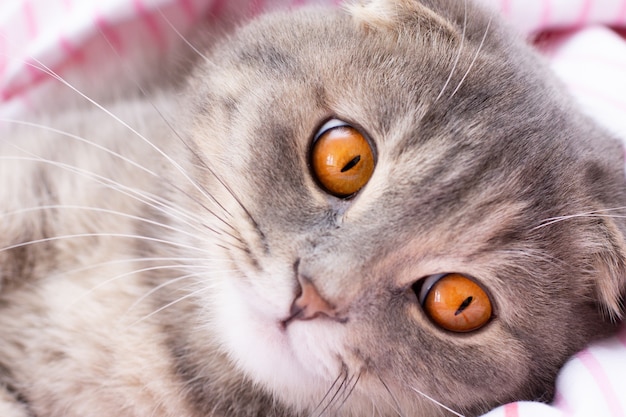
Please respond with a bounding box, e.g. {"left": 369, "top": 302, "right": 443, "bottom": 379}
{"left": 417, "top": 273, "right": 492, "bottom": 333}
{"left": 310, "top": 119, "right": 375, "bottom": 198}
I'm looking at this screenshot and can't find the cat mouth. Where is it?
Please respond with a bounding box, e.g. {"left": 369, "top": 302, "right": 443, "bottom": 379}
{"left": 281, "top": 275, "right": 349, "bottom": 329}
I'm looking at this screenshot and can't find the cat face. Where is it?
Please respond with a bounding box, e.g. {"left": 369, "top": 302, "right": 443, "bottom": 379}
{"left": 178, "top": 1, "right": 626, "bottom": 415}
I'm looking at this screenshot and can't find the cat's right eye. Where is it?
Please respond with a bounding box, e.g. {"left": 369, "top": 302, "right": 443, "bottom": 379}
{"left": 416, "top": 273, "right": 492, "bottom": 333}
{"left": 310, "top": 119, "right": 375, "bottom": 198}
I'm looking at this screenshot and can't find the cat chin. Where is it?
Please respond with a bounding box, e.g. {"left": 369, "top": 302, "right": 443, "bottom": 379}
{"left": 211, "top": 269, "right": 347, "bottom": 408}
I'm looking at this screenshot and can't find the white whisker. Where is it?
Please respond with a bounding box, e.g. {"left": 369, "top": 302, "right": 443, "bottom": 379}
{"left": 128, "top": 285, "right": 213, "bottom": 327}
{"left": 2, "top": 204, "right": 205, "bottom": 241}
{"left": 494, "top": 248, "right": 570, "bottom": 272}
{"left": 533, "top": 207, "right": 626, "bottom": 230}
{"left": 2, "top": 122, "right": 242, "bottom": 237}
{"left": 0, "top": 232, "right": 212, "bottom": 256}
{"left": 68, "top": 34, "right": 240, "bottom": 228}
{"left": 155, "top": 8, "right": 216, "bottom": 67}
{"left": 1, "top": 118, "right": 160, "bottom": 177}
{"left": 1, "top": 201, "right": 248, "bottom": 253}
{"left": 126, "top": 271, "right": 215, "bottom": 313}
{"left": 44, "top": 256, "right": 210, "bottom": 282}
{"left": 375, "top": 374, "right": 407, "bottom": 417}
{"left": 0, "top": 154, "right": 234, "bottom": 240}
{"left": 449, "top": 14, "right": 493, "bottom": 99}
{"left": 435, "top": 0, "right": 467, "bottom": 102}
{"left": 11, "top": 54, "right": 230, "bottom": 221}
{"left": 409, "top": 386, "right": 465, "bottom": 417}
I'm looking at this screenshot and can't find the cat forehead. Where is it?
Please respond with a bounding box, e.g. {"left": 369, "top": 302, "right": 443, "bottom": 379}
{"left": 197, "top": 1, "right": 510, "bottom": 122}
{"left": 197, "top": 10, "right": 468, "bottom": 135}
{"left": 206, "top": 2, "right": 465, "bottom": 79}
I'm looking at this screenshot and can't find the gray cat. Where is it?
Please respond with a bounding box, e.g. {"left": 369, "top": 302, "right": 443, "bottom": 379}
{"left": 1, "top": 0, "right": 625, "bottom": 416}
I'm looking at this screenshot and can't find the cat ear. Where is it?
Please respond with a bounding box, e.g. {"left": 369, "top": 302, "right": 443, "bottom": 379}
{"left": 344, "top": 0, "right": 459, "bottom": 36}
{"left": 593, "top": 217, "right": 626, "bottom": 321}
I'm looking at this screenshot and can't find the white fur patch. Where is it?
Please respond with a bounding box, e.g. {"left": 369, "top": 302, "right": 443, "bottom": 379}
{"left": 345, "top": 0, "right": 407, "bottom": 29}
{"left": 211, "top": 269, "right": 345, "bottom": 409}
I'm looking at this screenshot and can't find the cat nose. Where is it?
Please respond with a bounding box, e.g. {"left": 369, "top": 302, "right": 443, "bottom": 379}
{"left": 285, "top": 276, "right": 347, "bottom": 324}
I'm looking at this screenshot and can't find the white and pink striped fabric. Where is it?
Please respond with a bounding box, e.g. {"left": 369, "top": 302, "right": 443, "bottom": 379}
{"left": 483, "top": 325, "right": 626, "bottom": 417}
{"left": 1, "top": 1, "right": 626, "bottom": 416}
{"left": 480, "top": 0, "right": 626, "bottom": 141}
{"left": 0, "top": 0, "right": 340, "bottom": 117}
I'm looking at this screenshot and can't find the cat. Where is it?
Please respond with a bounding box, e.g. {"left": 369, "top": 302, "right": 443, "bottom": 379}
{"left": 1, "top": 0, "right": 625, "bottom": 416}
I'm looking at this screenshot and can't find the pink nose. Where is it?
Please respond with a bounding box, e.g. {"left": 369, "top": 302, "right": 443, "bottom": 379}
{"left": 283, "top": 276, "right": 348, "bottom": 326}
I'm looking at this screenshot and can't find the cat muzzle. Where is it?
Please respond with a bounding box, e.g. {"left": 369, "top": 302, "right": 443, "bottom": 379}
{"left": 282, "top": 276, "right": 348, "bottom": 327}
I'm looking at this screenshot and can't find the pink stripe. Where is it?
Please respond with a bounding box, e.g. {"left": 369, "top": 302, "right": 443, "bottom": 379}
{"left": 500, "top": 0, "right": 512, "bottom": 17}
{"left": 553, "top": 391, "right": 566, "bottom": 408}
{"left": 58, "top": 36, "right": 85, "bottom": 69}
{"left": 539, "top": 0, "right": 553, "bottom": 30}
{"left": 1, "top": 78, "right": 27, "bottom": 101}
{"left": 95, "top": 14, "right": 125, "bottom": 54}
{"left": 0, "top": 32, "right": 6, "bottom": 76}
{"left": 6, "top": 92, "right": 35, "bottom": 112}
{"left": 135, "top": 0, "right": 168, "bottom": 51}
{"left": 617, "top": 0, "right": 626, "bottom": 26}
{"left": 249, "top": 0, "right": 266, "bottom": 16}
{"left": 577, "top": 349, "right": 625, "bottom": 417}
{"left": 208, "top": 0, "right": 226, "bottom": 18}
{"left": 59, "top": 36, "right": 79, "bottom": 59}
{"left": 3, "top": 57, "right": 73, "bottom": 102}
{"left": 13, "top": 58, "right": 59, "bottom": 102}
{"left": 22, "top": 93, "right": 35, "bottom": 111}
{"left": 553, "top": 391, "right": 575, "bottom": 416}
{"left": 25, "top": 58, "right": 43, "bottom": 83}
{"left": 618, "top": 327, "right": 626, "bottom": 348}
{"left": 504, "top": 402, "right": 519, "bottom": 417}
{"left": 567, "top": 82, "right": 626, "bottom": 114}
{"left": 574, "top": 0, "right": 593, "bottom": 27}
{"left": 177, "top": 0, "right": 197, "bottom": 22}
{"left": 555, "top": 53, "right": 626, "bottom": 73}
{"left": 23, "top": 0, "right": 39, "bottom": 38}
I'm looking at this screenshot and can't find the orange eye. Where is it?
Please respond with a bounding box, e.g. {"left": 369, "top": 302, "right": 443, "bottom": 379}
{"left": 311, "top": 120, "right": 375, "bottom": 197}
{"left": 420, "top": 273, "right": 492, "bottom": 333}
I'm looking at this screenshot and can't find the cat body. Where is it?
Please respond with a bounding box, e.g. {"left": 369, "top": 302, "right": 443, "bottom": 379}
{"left": 1, "top": 1, "right": 625, "bottom": 416}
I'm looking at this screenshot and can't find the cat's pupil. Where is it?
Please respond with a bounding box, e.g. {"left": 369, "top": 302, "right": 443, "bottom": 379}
{"left": 454, "top": 296, "right": 473, "bottom": 316}
{"left": 340, "top": 155, "right": 361, "bottom": 173}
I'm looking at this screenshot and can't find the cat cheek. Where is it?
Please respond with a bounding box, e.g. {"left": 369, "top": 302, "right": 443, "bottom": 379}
{"left": 210, "top": 266, "right": 348, "bottom": 394}
{"left": 211, "top": 280, "right": 310, "bottom": 390}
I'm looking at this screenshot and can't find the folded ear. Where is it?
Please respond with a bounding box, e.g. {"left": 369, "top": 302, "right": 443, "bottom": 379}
{"left": 344, "top": 0, "right": 459, "bottom": 36}
{"left": 593, "top": 216, "right": 626, "bottom": 321}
